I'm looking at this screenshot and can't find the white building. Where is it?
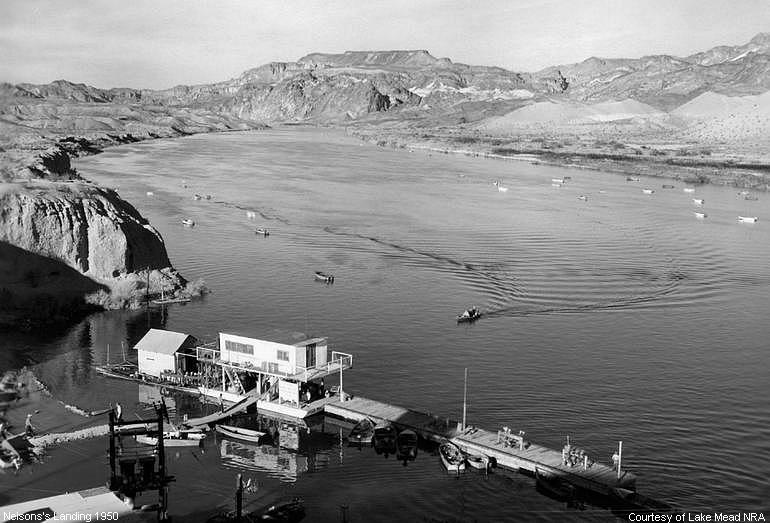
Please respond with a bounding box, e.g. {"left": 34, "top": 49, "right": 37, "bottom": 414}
{"left": 135, "top": 329, "right": 198, "bottom": 378}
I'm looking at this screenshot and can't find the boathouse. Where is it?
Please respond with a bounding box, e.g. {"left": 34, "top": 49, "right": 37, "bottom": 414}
{"left": 218, "top": 332, "right": 329, "bottom": 375}
{"left": 135, "top": 328, "right": 198, "bottom": 378}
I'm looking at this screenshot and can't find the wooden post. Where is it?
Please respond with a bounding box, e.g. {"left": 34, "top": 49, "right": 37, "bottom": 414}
{"left": 235, "top": 474, "right": 243, "bottom": 519}
{"left": 584, "top": 455, "right": 588, "bottom": 470}
{"left": 461, "top": 368, "right": 467, "bottom": 431}
{"left": 108, "top": 410, "right": 117, "bottom": 490}
{"left": 617, "top": 440, "right": 623, "bottom": 479}
{"left": 339, "top": 359, "right": 344, "bottom": 402}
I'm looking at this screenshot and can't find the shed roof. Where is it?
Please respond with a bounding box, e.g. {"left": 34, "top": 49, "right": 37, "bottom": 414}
{"left": 134, "top": 329, "right": 194, "bottom": 355}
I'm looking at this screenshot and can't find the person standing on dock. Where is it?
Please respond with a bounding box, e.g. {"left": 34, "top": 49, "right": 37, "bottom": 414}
{"left": 115, "top": 402, "right": 123, "bottom": 422}
{"left": 24, "top": 413, "right": 35, "bottom": 437}
{"left": 611, "top": 451, "right": 620, "bottom": 470}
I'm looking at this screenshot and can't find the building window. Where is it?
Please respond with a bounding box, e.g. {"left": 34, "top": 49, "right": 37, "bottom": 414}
{"left": 277, "top": 349, "right": 289, "bottom": 361}
{"left": 225, "top": 340, "right": 254, "bottom": 355}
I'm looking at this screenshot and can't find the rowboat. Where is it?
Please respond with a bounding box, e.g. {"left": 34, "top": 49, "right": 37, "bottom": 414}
{"left": 738, "top": 216, "right": 758, "bottom": 223}
{"left": 181, "top": 218, "right": 196, "bottom": 227}
{"left": 255, "top": 227, "right": 269, "bottom": 236}
{"left": 642, "top": 189, "right": 655, "bottom": 195}
{"left": 683, "top": 187, "right": 695, "bottom": 193}
{"left": 692, "top": 199, "right": 705, "bottom": 205}
{"left": 314, "top": 271, "right": 334, "bottom": 283}
{"left": 694, "top": 211, "right": 707, "bottom": 219}
{"left": 465, "top": 453, "right": 491, "bottom": 471}
{"left": 347, "top": 418, "right": 375, "bottom": 447}
{"left": 396, "top": 429, "right": 418, "bottom": 463}
{"left": 136, "top": 434, "right": 203, "bottom": 447}
{"left": 373, "top": 422, "right": 397, "bottom": 456}
{"left": 215, "top": 424, "right": 266, "bottom": 443}
{"left": 457, "top": 307, "right": 481, "bottom": 323}
{"left": 438, "top": 441, "right": 465, "bottom": 473}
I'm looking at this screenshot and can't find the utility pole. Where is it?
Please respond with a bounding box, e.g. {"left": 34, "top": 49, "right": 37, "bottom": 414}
{"left": 461, "top": 368, "right": 468, "bottom": 431}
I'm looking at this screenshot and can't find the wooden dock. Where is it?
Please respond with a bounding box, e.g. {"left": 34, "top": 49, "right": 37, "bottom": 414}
{"left": 324, "top": 395, "right": 636, "bottom": 495}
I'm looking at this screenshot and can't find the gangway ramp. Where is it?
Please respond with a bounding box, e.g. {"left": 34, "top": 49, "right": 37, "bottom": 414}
{"left": 184, "top": 390, "right": 264, "bottom": 427}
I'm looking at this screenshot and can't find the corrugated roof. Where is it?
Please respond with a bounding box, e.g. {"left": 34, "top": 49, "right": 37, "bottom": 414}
{"left": 134, "top": 329, "right": 194, "bottom": 355}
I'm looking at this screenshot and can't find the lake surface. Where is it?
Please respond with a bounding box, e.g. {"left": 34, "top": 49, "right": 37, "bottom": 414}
{"left": 2, "top": 128, "right": 769, "bottom": 521}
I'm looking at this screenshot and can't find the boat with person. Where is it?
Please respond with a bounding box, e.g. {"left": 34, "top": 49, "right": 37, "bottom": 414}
{"left": 738, "top": 216, "right": 758, "bottom": 223}
{"left": 694, "top": 211, "right": 707, "bottom": 219}
{"left": 642, "top": 188, "right": 655, "bottom": 195}
{"left": 347, "top": 417, "right": 375, "bottom": 447}
{"left": 438, "top": 441, "right": 466, "bottom": 473}
{"left": 314, "top": 271, "right": 334, "bottom": 283}
{"left": 396, "top": 429, "right": 418, "bottom": 463}
{"left": 255, "top": 227, "right": 269, "bottom": 236}
{"left": 692, "top": 199, "right": 705, "bottom": 205}
{"left": 215, "top": 424, "right": 266, "bottom": 443}
{"left": 457, "top": 307, "right": 481, "bottom": 323}
{"left": 182, "top": 218, "right": 196, "bottom": 227}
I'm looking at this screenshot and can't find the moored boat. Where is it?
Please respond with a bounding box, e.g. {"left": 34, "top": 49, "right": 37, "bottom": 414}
{"left": 694, "top": 211, "right": 707, "bottom": 219}
{"left": 626, "top": 176, "right": 640, "bottom": 182}
{"left": 457, "top": 307, "right": 481, "bottom": 323}
{"left": 465, "top": 453, "right": 491, "bottom": 471}
{"left": 136, "top": 433, "right": 203, "bottom": 447}
{"left": 182, "top": 218, "right": 196, "bottom": 227}
{"left": 193, "top": 194, "right": 202, "bottom": 200}
{"left": 438, "top": 441, "right": 465, "bottom": 473}
{"left": 642, "top": 188, "right": 655, "bottom": 195}
{"left": 683, "top": 187, "right": 695, "bottom": 193}
{"left": 373, "top": 422, "right": 397, "bottom": 456}
{"left": 314, "top": 271, "right": 335, "bottom": 283}
{"left": 215, "top": 424, "right": 265, "bottom": 443}
{"left": 611, "top": 487, "right": 675, "bottom": 513}
{"left": 744, "top": 195, "right": 759, "bottom": 201}
{"left": 347, "top": 417, "right": 375, "bottom": 447}
{"left": 552, "top": 178, "right": 565, "bottom": 184}
{"left": 738, "top": 216, "right": 758, "bottom": 223}
{"left": 551, "top": 182, "right": 562, "bottom": 188}
{"left": 396, "top": 429, "right": 418, "bottom": 463}
{"left": 577, "top": 195, "right": 588, "bottom": 201}
{"left": 497, "top": 186, "right": 509, "bottom": 192}
{"left": 692, "top": 198, "right": 704, "bottom": 205}
{"left": 255, "top": 227, "right": 269, "bottom": 236}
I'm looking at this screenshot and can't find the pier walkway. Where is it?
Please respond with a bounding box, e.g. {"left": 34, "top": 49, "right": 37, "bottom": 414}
{"left": 324, "top": 395, "right": 636, "bottom": 495}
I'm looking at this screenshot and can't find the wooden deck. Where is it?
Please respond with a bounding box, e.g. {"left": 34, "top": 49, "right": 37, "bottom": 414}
{"left": 324, "top": 395, "right": 636, "bottom": 495}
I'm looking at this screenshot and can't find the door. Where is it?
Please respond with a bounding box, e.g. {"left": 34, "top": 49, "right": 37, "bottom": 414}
{"left": 306, "top": 343, "right": 316, "bottom": 369}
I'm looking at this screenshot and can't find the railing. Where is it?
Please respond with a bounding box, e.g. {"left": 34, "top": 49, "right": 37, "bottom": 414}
{"left": 200, "top": 349, "right": 353, "bottom": 383}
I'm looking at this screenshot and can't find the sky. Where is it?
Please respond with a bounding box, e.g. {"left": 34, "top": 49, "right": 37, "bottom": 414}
{"left": 2, "top": 0, "right": 770, "bottom": 89}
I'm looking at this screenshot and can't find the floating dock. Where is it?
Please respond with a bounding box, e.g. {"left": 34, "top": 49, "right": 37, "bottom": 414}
{"left": 324, "top": 395, "right": 637, "bottom": 496}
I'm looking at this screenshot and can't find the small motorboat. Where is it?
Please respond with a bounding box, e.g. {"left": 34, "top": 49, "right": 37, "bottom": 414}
{"left": 457, "top": 307, "right": 481, "bottom": 323}
{"left": 136, "top": 433, "right": 203, "bottom": 447}
{"left": 438, "top": 441, "right": 465, "bottom": 473}
{"left": 347, "top": 418, "right": 375, "bottom": 447}
{"left": 694, "top": 211, "right": 707, "bottom": 219}
{"left": 497, "top": 186, "right": 509, "bottom": 193}
{"left": 146, "top": 191, "right": 155, "bottom": 196}
{"left": 193, "top": 194, "right": 202, "bottom": 201}
{"left": 465, "top": 453, "right": 491, "bottom": 471}
{"left": 738, "top": 216, "right": 758, "bottom": 223}
{"left": 692, "top": 198, "right": 705, "bottom": 205}
{"left": 215, "top": 424, "right": 265, "bottom": 443}
{"left": 396, "top": 429, "right": 418, "bottom": 463}
{"left": 626, "top": 176, "right": 640, "bottom": 182}
{"left": 205, "top": 195, "right": 212, "bottom": 200}
{"left": 314, "top": 271, "right": 334, "bottom": 283}
{"left": 373, "top": 422, "right": 397, "bottom": 456}
{"left": 744, "top": 195, "right": 759, "bottom": 201}
{"left": 246, "top": 211, "right": 257, "bottom": 219}
{"left": 662, "top": 184, "right": 675, "bottom": 189}
{"left": 182, "top": 218, "right": 196, "bottom": 227}
{"left": 737, "top": 190, "right": 750, "bottom": 196}
{"left": 551, "top": 183, "right": 562, "bottom": 188}
{"left": 255, "top": 227, "right": 269, "bottom": 236}
{"left": 563, "top": 176, "right": 572, "bottom": 180}
{"left": 577, "top": 195, "right": 588, "bottom": 201}
{"left": 642, "top": 188, "right": 655, "bottom": 195}
{"left": 535, "top": 468, "right": 575, "bottom": 503}
{"left": 552, "top": 178, "right": 565, "bottom": 184}
{"left": 683, "top": 187, "right": 696, "bottom": 193}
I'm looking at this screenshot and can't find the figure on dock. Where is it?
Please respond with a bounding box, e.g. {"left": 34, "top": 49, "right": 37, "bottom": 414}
{"left": 611, "top": 451, "right": 620, "bottom": 470}
{"left": 115, "top": 402, "right": 123, "bottom": 422}
{"left": 24, "top": 413, "right": 35, "bottom": 437}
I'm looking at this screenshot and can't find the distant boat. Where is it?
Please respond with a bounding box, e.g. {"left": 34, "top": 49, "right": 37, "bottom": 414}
{"left": 146, "top": 191, "right": 155, "bottom": 196}
{"left": 692, "top": 199, "right": 705, "bottom": 205}
{"left": 457, "top": 307, "right": 481, "bottom": 323}
{"left": 246, "top": 211, "right": 257, "bottom": 219}
{"left": 551, "top": 178, "right": 565, "bottom": 184}
{"left": 193, "top": 194, "right": 202, "bottom": 200}
{"left": 642, "top": 189, "right": 655, "bottom": 195}
{"left": 737, "top": 190, "right": 750, "bottom": 196}
{"left": 683, "top": 187, "right": 695, "bottom": 193}
{"left": 563, "top": 176, "right": 572, "bottom": 180}
{"left": 439, "top": 441, "right": 466, "bottom": 473}
{"left": 744, "top": 195, "right": 759, "bottom": 201}
{"left": 738, "top": 216, "right": 758, "bottom": 223}
{"left": 694, "top": 211, "right": 707, "bottom": 219}
{"left": 626, "top": 176, "right": 640, "bottom": 182}
{"left": 662, "top": 184, "right": 675, "bottom": 189}
{"left": 498, "top": 186, "right": 509, "bottom": 193}
{"left": 205, "top": 195, "right": 212, "bottom": 200}
{"left": 314, "top": 271, "right": 334, "bottom": 283}
{"left": 181, "top": 219, "right": 195, "bottom": 227}
{"left": 551, "top": 183, "right": 562, "bottom": 188}
{"left": 577, "top": 195, "right": 588, "bottom": 201}
{"left": 598, "top": 190, "right": 607, "bottom": 194}
{"left": 255, "top": 227, "right": 269, "bottom": 236}
{"left": 215, "top": 424, "right": 265, "bottom": 443}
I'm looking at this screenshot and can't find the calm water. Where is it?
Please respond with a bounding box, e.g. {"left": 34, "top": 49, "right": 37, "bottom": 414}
{"left": 2, "top": 128, "right": 769, "bottom": 521}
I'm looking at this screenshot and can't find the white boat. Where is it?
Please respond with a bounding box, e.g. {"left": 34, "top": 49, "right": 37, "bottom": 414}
{"left": 136, "top": 433, "right": 203, "bottom": 447}
{"left": 146, "top": 191, "right": 154, "bottom": 196}
{"left": 683, "top": 187, "right": 695, "bottom": 193}
{"left": 439, "top": 441, "right": 466, "bottom": 473}
{"left": 216, "top": 424, "right": 266, "bottom": 443}
{"left": 694, "top": 211, "right": 707, "bottom": 219}
{"left": 738, "top": 216, "right": 758, "bottom": 223}
{"left": 577, "top": 195, "right": 588, "bottom": 201}
{"left": 497, "top": 186, "right": 509, "bottom": 193}
{"left": 465, "top": 453, "right": 491, "bottom": 471}
{"left": 255, "top": 227, "right": 269, "bottom": 236}
{"left": 246, "top": 211, "right": 257, "bottom": 219}
{"left": 551, "top": 183, "right": 562, "bottom": 188}
{"left": 551, "top": 178, "right": 564, "bottom": 184}
{"left": 692, "top": 199, "right": 704, "bottom": 205}
{"left": 182, "top": 218, "right": 196, "bottom": 227}
{"left": 626, "top": 176, "right": 640, "bottom": 182}
{"left": 738, "top": 190, "right": 750, "bottom": 196}
{"left": 642, "top": 189, "right": 655, "bottom": 195}
{"left": 193, "top": 194, "right": 202, "bottom": 200}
